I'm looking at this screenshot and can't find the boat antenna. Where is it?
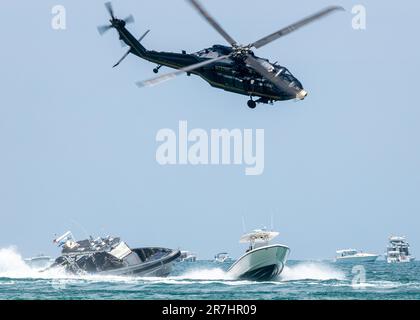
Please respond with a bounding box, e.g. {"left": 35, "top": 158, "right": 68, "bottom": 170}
{"left": 270, "top": 213, "right": 274, "bottom": 231}
{"left": 69, "top": 219, "right": 89, "bottom": 239}
{"left": 242, "top": 216, "right": 247, "bottom": 234}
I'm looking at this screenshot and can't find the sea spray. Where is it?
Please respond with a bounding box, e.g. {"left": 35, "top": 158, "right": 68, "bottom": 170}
{"left": 0, "top": 246, "right": 129, "bottom": 282}
{"left": 280, "top": 262, "right": 345, "bottom": 281}
{"left": 0, "top": 247, "right": 33, "bottom": 277}
{"left": 0, "top": 258, "right": 419, "bottom": 299}
{"left": 177, "top": 268, "right": 234, "bottom": 281}
{"left": 175, "top": 263, "right": 345, "bottom": 283}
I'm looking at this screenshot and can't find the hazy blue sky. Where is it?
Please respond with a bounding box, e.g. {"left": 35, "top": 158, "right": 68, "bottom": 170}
{"left": 1, "top": 0, "right": 419, "bottom": 260}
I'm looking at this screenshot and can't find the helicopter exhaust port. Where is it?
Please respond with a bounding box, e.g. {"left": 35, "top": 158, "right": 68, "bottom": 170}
{"left": 296, "top": 90, "right": 308, "bottom": 100}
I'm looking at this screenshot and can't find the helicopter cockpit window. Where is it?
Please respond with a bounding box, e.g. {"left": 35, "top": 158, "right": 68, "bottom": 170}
{"left": 193, "top": 48, "right": 220, "bottom": 59}
{"left": 274, "top": 67, "right": 285, "bottom": 77}
{"left": 274, "top": 67, "right": 295, "bottom": 81}
{"left": 257, "top": 58, "right": 275, "bottom": 72}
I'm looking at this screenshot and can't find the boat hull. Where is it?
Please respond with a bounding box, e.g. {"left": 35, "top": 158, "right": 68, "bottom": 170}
{"left": 227, "top": 245, "right": 290, "bottom": 281}
{"left": 98, "top": 249, "right": 181, "bottom": 277}
{"left": 25, "top": 257, "right": 54, "bottom": 269}
{"left": 387, "top": 256, "right": 415, "bottom": 264}
{"left": 335, "top": 255, "right": 379, "bottom": 263}
{"left": 49, "top": 247, "right": 181, "bottom": 277}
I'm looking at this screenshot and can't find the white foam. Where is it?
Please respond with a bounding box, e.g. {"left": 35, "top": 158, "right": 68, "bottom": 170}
{"left": 134, "top": 268, "right": 236, "bottom": 285}
{"left": 280, "top": 262, "right": 345, "bottom": 281}
{"left": 0, "top": 246, "right": 137, "bottom": 282}
{"left": 0, "top": 246, "right": 37, "bottom": 278}
{"left": 175, "top": 268, "right": 234, "bottom": 281}
{"left": 0, "top": 247, "right": 236, "bottom": 286}
{"left": 0, "top": 247, "right": 345, "bottom": 285}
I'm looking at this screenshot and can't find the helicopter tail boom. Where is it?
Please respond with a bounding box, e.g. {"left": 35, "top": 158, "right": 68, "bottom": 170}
{"left": 113, "top": 29, "right": 150, "bottom": 68}
{"left": 97, "top": 2, "right": 158, "bottom": 67}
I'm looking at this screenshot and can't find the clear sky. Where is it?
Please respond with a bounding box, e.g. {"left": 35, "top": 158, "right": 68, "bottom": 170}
{"left": 0, "top": 0, "right": 419, "bottom": 260}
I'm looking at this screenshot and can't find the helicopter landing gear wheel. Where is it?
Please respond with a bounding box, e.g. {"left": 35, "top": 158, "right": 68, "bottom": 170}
{"left": 153, "top": 65, "right": 162, "bottom": 74}
{"left": 247, "top": 99, "right": 257, "bottom": 109}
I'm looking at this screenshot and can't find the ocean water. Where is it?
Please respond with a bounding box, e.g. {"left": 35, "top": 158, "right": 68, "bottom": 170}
{"left": 0, "top": 247, "right": 419, "bottom": 300}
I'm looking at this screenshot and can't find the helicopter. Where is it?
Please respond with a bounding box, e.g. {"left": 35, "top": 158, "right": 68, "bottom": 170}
{"left": 98, "top": 0, "right": 344, "bottom": 108}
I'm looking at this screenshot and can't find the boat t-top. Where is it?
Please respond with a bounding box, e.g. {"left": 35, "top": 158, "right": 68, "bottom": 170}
{"left": 335, "top": 249, "right": 379, "bottom": 263}
{"left": 214, "top": 252, "right": 232, "bottom": 263}
{"left": 386, "top": 236, "right": 415, "bottom": 263}
{"left": 227, "top": 229, "right": 290, "bottom": 281}
{"left": 178, "top": 251, "right": 197, "bottom": 262}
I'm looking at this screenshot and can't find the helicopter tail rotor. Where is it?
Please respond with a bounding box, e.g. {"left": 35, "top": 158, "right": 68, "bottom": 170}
{"left": 104, "top": 1, "right": 115, "bottom": 20}
{"left": 97, "top": 2, "right": 135, "bottom": 36}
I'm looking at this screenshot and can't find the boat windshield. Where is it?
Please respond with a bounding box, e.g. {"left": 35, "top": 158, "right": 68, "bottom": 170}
{"left": 240, "top": 230, "right": 279, "bottom": 244}
{"left": 337, "top": 249, "right": 358, "bottom": 257}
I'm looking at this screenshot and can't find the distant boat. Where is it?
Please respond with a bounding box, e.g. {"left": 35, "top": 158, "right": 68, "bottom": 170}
{"left": 214, "top": 252, "right": 232, "bottom": 263}
{"left": 24, "top": 254, "right": 54, "bottom": 269}
{"left": 386, "top": 236, "right": 415, "bottom": 263}
{"left": 227, "top": 229, "right": 290, "bottom": 281}
{"left": 178, "top": 251, "right": 197, "bottom": 262}
{"left": 335, "top": 249, "right": 379, "bottom": 263}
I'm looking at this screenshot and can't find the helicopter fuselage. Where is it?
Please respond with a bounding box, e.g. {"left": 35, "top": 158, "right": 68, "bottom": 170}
{"left": 116, "top": 24, "right": 302, "bottom": 103}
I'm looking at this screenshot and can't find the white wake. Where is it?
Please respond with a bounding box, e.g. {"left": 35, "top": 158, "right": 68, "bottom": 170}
{"left": 0, "top": 246, "right": 134, "bottom": 283}
{"left": 0, "top": 247, "right": 345, "bottom": 284}
{"left": 175, "top": 268, "right": 233, "bottom": 281}
{"left": 0, "top": 246, "right": 44, "bottom": 278}
{"left": 280, "top": 262, "right": 345, "bottom": 281}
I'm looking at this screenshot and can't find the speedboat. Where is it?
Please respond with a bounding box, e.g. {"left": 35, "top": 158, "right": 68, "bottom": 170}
{"left": 386, "top": 236, "right": 415, "bottom": 263}
{"left": 45, "top": 231, "right": 181, "bottom": 276}
{"left": 227, "top": 229, "right": 290, "bottom": 281}
{"left": 214, "top": 252, "right": 232, "bottom": 263}
{"left": 178, "top": 250, "right": 197, "bottom": 262}
{"left": 24, "top": 254, "right": 54, "bottom": 269}
{"left": 335, "top": 249, "right": 379, "bottom": 263}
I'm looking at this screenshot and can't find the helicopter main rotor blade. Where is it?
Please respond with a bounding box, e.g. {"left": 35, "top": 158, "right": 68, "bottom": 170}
{"left": 113, "top": 50, "right": 131, "bottom": 68}
{"left": 245, "top": 55, "right": 300, "bottom": 98}
{"left": 136, "top": 54, "right": 231, "bottom": 88}
{"left": 137, "top": 29, "right": 151, "bottom": 43}
{"left": 250, "top": 6, "right": 344, "bottom": 49}
{"left": 187, "top": 0, "right": 237, "bottom": 46}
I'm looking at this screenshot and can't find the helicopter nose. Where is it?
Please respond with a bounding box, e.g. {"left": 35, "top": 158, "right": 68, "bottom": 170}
{"left": 296, "top": 89, "right": 308, "bottom": 100}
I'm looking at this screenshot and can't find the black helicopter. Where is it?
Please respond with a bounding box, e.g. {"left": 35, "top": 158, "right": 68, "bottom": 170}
{"left": 98, "top": 0, "right": 344, "bottom": 108}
